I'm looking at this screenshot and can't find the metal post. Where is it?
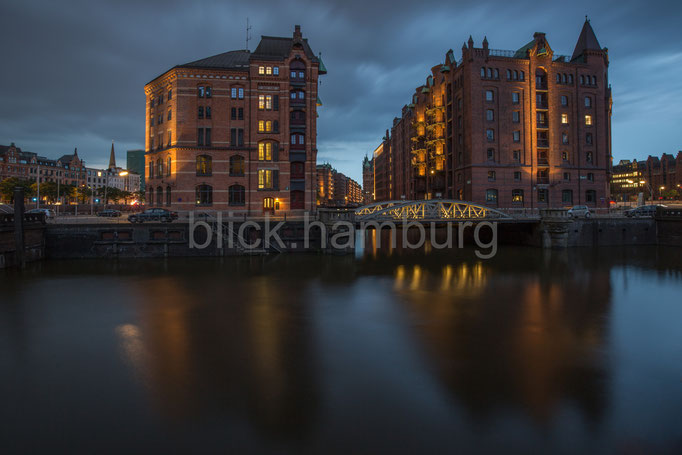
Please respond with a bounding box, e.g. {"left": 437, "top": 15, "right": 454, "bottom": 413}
{"left": 13, "top": 187, "right": 25, "bottom": 268}
{"left": 36, "top": 163, "right": 40, "bottom": 209}
{"left": 104, "top": 171, "right": 108, "bottom": 210}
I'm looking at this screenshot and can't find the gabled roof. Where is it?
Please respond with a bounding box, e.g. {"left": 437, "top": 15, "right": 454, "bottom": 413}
{"left": 252, "top": 36, "right": 320, "bottom": 64}
{"left": 571, "top": 19, "right": 602, "bottom": 62}
{"left": 178, "top": 50, "right": 251, "bottom": 71}
{"left": 514, "top": 40, "right": 535, "bottom": 58}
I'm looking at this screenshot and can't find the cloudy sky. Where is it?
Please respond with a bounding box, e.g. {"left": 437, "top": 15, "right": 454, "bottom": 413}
{"left": 2, "top": 0, "right": 681, "bottom": 181}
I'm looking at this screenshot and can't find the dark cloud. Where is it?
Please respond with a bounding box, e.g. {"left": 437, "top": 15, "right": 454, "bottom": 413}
{"left": 2, "top": 0, "right": 680, "bottom": 181}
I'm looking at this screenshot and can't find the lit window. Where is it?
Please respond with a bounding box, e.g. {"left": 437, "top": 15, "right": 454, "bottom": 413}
{"left": 561, "top": 113, "right": 569, "bottom": 124}
{"left": 238, "top": 88, "right": 244, "bottom": 99}
{"left": 512, "top": 189, "right": 524, "bottom": 203}
{"left": 265, "top": 95, "right": 272, "bottom": 110}
{"left": 486, "top": 189, "right": 498, "bottom": 203}
{"left": 273, "top": 67, "right": 279, "bottom": 75}
{"left": 259, "top": 66, "right": 265, "bottom": 75}
{"left": 231, "top": 88, "right": 237, "bottom": 99}
{"left": 266, "top": 66, "right": 272, "bottom": 75}
{"left": 258, "top": 120, "right": 264, "bottom": 132}
{"left": 259, "top": 95, "right": 265, "bottom": 110}
{"left": 265, "top": 121, "right": 272, "bottom": 132}
{"left": 258, "top": 169, "right": 275, "bottom": 190}
{"left": 258, "top": 143, "right": 272, "bottom": 161}
{"left": 585, "top": 115, "right": 592, "bottom": 126}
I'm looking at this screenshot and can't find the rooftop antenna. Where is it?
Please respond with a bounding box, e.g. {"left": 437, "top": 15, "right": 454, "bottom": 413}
{"left": 246, "top": 17, "right": 252, "bottom": 51}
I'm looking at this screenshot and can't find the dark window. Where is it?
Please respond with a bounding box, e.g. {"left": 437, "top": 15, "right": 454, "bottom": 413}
{"left": 196, "top": 155, "right": 212, "bottom": 176}
{"left": 563, "top": 172, "right": 570, "bottom": 181}
{"left": 168, "top": 89, "right": 172, "bottom": 100}
{"left": 586, "top": 151, "right": 593, "bottom": 163}
{"left": 230, "top": 155, "right": 245, "bottom": 176}
{"left": 166, "top": 187, "right": 171, "bottom": 206}
{"left": 486, "top": 129, "right": 494, "bottom": 142}
{"left": 587, "top": 172, "right": 594, "bottom": 182}
{"left": 238, "top": 108, "right": 243, "bottom": 120}
{"left": 537, "top": 189, "right": 548, "bottom": 203}
{"left": 586, "top": 190, "right": 596, "bottom": 203}
{"left": 512, "top": 92, "right": 520, "bottom": 104}
{"left": 486, "top": 189, "right": 498, "bottom": 204}
{"left": 513, "top": 131, "right": 520, "bottom": 142}
{"left": 512, "top": 150, "right": 521, "bottom": 161}
{"left": 585, "top": 96, "right": 591, "bottom": 107}
{"left": 205, "top": 106, "right": 211, "bottom": 119}
{"left": 205, "top": 128, "right": 211, "bottom": 146}
{"left": 485, "top": 90, "right": 494, "bottom": 102}
{"left": 512, "top": 111, "right": 520, "bottom": 123}
{"left": 514, "top": 171, "right": 521, "bottom": 181}
{"left": 290, "top": 190, "right": 304, "bottom": 209}
{"left": 488, "top": 170, "right": 496, "bottom": 181}
{"left": 486, "top": 109, "right": 494, "bottom": 121}
{"left": 196, "top": 185, "right": 213, "bottom": 206}
{"left": 291, "top": 161, "right": 305, "bottom": 179}
{"left": 205, "top": 87, "right": 212, "bottom": 98}
{"left": 561, "top": 95, "right": 568, "bottom": 106}
{"left": 586, "top": 133, "right": 593, "bottom": 145}
{"left": 238, "top": 129, "right": 244, "bottom": 146}
{"left": 562, "top": 133, "right": 569, "bottom": 145}
{"left": 198, "top": 86, "right": 205, "bottom": 98}
{"left": 486, "top": 148, "right": 495, "bottom": 161}
{"left": 198, "top": 106, "right": 204, "bottom": 119}
{"left": 197, "top": 128, "right": 204, "bottom": 146}
{"left": 167, "top": 110, "right": 172, "bottom": 121}
{"left": 230, "top": 128, "right": 236, "bottom": 145}
{"left": 231, "top": 108, "right": 236, "bottom": 120}
{"left": 562, "top": 189, "right": 573, "bottom": 205}
{"left": 228, "top": 185, "right": 245, "bottom": 206}
{"left": 156, "top": 187, "right": 163, "bottom": 206}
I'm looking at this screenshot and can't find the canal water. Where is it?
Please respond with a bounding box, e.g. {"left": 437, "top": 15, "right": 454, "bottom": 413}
{"left": 1, "top": 246, "right": 681, "bottom": 454}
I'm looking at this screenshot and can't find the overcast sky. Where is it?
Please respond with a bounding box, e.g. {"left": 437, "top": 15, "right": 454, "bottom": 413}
{"left": 2, "top": 0, "right": 681, "bottom": 182}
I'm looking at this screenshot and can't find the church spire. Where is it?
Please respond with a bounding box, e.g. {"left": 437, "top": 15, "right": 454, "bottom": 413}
{"left": 571, "top": 17, "right": 602, "bottom": 62}
{"left": 108, "top": 140, "right": 116, "bottom": 169}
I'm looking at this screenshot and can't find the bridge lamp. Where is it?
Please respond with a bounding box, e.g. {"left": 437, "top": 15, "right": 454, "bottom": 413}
{"left": 660, "top": 186, "right": 665, "bottom": 191}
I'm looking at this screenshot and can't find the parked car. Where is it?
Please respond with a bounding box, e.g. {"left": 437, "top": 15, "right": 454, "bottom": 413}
{"left": 624, "top": 205, "right": 665, "bottom": 218}
{"left": 128, "top": 208, "right": 178, "bottom": 223}
{"left": 567, "top": 205, "right": 592, "bottom": 218}
{"left": 97, "top": 209, "right": 122, "bottom": 217}
{"left": 26, "top": 208, "right": 56, "bottom": 219}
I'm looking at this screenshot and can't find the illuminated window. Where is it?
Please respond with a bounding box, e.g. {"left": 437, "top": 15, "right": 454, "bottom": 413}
{"left": 258, "top": 142, "right": 272, "bottom": 161}
{"left": 265, "top": 121, "right": 272, "bottom": 132}
{"left": 512, "top": 189, "right": 524, "bottom": 203}
{"left": 561, "top": 113, "right": 569, "bottom": 124}
{"left": 273, "top": 67, "right": 279, "bottom": 75}
{"left": 258, "top": 169, "right": 277, "bottom": 190}
{"left": 266, "top": 66, "right": 272, "bottom": 75}
{"left": 196, "top": 155, "right": 212, "bottom": 176}
{"left": 562, "top": 151, "right": 569, "bottom": 161}
{"left": 259, "top": 66, "right": 265, "bottom": 75}
{"left": 486, "top": 189, "right": 498, "bottom": 204}
{"left": 258, "top": 121, "right": 264, "bottom": 132}
{"left": 238, "top": 88, "right": 244, "bottom": 99}
{"left": 259, "top": 95, "right": 265, "bottom": 110}
{"left": 263, "top": 197, "right": 275, "bottom": 209}
{"left": 585, "top": 115, "right": 592, "bottom": 126}
{"left": 265, "top": 95, "right": 272, "bottom": 110}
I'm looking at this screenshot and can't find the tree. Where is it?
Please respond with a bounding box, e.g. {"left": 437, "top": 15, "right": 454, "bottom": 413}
{"left": 30, "top": 181, "right": 59, "bottom": 203}
{"left": 0, "top": 178, "right": 34, "bottom": 203}
{"left": 133, "top": 190, "right": 145, "bottom": 203}
{"left": 76, "top": 186, "right": 92, "bottom": 204}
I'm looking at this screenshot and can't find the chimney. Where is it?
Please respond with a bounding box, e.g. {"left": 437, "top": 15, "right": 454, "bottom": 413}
{"left": 294, "top": 25, "right": 302, "bottom": 41}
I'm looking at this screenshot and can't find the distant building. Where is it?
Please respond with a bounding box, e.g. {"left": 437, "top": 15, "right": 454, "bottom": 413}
{"left": 316, "top": 163, "right": 334, "bottom": 206}
{"left": 362, "top": 155, "right": 374, "bottom": 204}
{"left": 611, "top": 159, "right": 646, "bottom": 202}
{"left": 373, "top": 19, "right": 612, "bottom": 208}
{"left": 86, "top": 142, "right": 142, "bottom": 194}
{"left": 0, "top": 143, "right": 87, "bottom": 188}
{"left": 127, "top": 149, "right": 146, "bottom": 190}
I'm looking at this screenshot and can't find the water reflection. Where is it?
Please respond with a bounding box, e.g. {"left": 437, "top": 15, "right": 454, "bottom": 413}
{"left": 1, "top": 247, "right": 681, "bottom": 453}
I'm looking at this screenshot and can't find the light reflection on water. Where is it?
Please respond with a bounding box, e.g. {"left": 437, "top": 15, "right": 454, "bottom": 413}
{"left": 0, "top": 246, "right": 681, "bottom": 454}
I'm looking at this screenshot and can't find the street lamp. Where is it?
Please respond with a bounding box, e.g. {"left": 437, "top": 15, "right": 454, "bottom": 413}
{"left": 639, "top": 180, "right": 653, "bottom": 203}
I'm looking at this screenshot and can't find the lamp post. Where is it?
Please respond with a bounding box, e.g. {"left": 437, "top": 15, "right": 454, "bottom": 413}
{"left": 639, "top": 180, "right": 653, "bottom": 203}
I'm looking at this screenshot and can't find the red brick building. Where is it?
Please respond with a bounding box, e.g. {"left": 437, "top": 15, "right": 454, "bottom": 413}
{"left": 0, "top": 143, "right": 87, "bottom": 188}
{"left": 373, "top": 20, "right": 612, "bottom": 208}
{"left": 316, "top": 162, "right": 334, "bottom": 206}
{"left": 144, "top": 25, "right": 326, "bottom": 215}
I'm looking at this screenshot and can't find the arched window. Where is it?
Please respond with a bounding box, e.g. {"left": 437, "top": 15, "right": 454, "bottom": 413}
{"left": 562, "top": 74, "right": 567, "bottom": 84}
{"left": 157, "top": 158, "right": 163, "bottom": 177}
{"left": 487, "top": 68, "right": 492, "bottom": 78}
{"left": 148, "top": 188, "right": 154, "bottom": 205}
{"left": 263, "top": 197, "right": 275, "bottom": 211}
{"left": 229, "top": 155, "right": 245, "bottom": 176}
{"left": 166, "top": 186, "right": 171, "bottom": 206}
{"left": 506, "top": 69, "right": 511, "bottom": 80}
{"left": 580, "top": 75, "right": 585, "bottom": 85}
{"left": 156, "top": 187, "right": 163, "bottom": 206}
{"left": 568, "top": 74, "right": 573, "bottom": 84}
{"left": 166, "top": 156, "right": 171, "bottom": 177}
{"left": 481, "top": 67, "right": 486, "bottom": 78}
{"left": 535, "top": 68, "right": 547, "bottom": 89}
{"left": 494, "top": 68, "right": 499, "bottom": 79}
{"left": 196, "top": 184, "right": 212, "bottom": 206}
{"left": 196, "top": 154, "right": 212, "bottom": 176}
{"left": 228, "top": 184, "right": 245, "bottom": 206}
{"left": 148, "top": 161, "right": 154, "bottom": 179}
{"left": 291, "top": 190, "right": 304, "bottom": 209}
{"left": 592, "top": 75, "right": 597, "bottom": 85}
{"left": 520, "top": 71, "right": 524, "bottom": 80}
{"left": 556, "top": 73, "right": 561, "bottom": 83}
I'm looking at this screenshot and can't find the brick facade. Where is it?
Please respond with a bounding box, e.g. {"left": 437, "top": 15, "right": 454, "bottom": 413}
{"left": 144, "top": 25, "right": 326, "bottom": 215}
{"left": 372, "top": 20, "right": 612, "bottom": 208}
